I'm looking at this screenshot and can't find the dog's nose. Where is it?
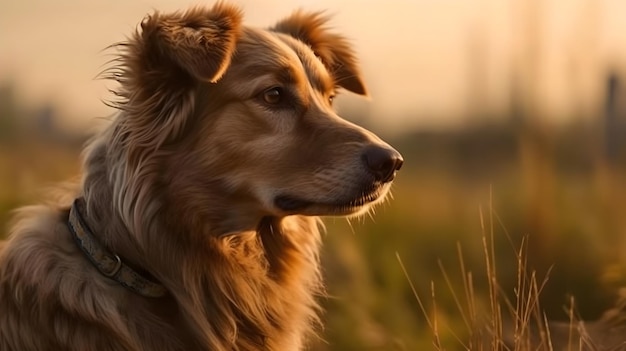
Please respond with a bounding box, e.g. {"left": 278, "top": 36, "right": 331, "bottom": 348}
{"left": 362, "top": 146, "right": 403, "bottom": 183}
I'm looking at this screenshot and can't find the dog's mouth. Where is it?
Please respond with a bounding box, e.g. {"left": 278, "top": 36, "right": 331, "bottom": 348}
{"left": 274, "top": 183, "right": 386, "bottom": 216}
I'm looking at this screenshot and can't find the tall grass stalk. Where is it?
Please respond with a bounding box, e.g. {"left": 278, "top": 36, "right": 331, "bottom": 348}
{"left": 396, "top": 188, "right": 583, "bottom": 350}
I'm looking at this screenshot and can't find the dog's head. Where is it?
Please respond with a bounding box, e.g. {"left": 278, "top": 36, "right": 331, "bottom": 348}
{"left": 110, "top": 3, "right": 402, "bottom": 223}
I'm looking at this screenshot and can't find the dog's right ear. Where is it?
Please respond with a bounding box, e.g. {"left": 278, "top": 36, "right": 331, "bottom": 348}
{"left": 110, "top": 3, "right": 242, "bottom": 164}
{"left": 139, "top": 3, "right": 243, "bottom": 83}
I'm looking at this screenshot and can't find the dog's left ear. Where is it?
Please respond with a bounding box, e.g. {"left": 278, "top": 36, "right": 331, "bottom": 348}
{"left": 271, "top": 11, "right": 368, "bottom": 96}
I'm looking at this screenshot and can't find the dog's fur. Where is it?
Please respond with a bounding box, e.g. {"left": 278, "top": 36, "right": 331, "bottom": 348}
{"left": 0, "top": 3, "right": 401, "bottom": 350}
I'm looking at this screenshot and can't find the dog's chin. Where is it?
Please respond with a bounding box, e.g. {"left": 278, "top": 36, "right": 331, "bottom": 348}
{"left": 274, "top": 185, "right": 387, "bottom": 216}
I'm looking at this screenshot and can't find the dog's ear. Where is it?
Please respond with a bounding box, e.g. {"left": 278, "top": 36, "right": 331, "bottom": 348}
{"left": 271, "top": 11, "right": 367, "bottom": 96}
{"left": 139, "top": 3, "right": 242, "bottom": 83}
{"left": 109, "top": 3, "right": 242, "bottom": 162}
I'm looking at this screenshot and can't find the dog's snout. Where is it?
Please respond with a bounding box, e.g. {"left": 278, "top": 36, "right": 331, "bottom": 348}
{"left": 362, "top": 146, "right": 403, "bottom": 183}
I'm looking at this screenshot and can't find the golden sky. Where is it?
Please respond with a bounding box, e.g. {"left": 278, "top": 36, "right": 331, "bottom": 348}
{"left": 1, "top": 0, "right": 626, "bottom": 133}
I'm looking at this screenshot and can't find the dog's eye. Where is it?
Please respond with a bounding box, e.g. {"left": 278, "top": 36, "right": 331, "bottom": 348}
{"left": 329, "top": 94, "right": 336, "bottom": 105}
{"left": 262, "top": 87, "right": 283, "bottom": 105}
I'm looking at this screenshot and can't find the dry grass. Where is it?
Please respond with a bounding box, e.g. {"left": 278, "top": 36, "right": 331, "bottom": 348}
{"left": 2, "top": 135, "right": 624, "bottom": 350}
{"left": 396, "top": 187, "right": 595, "bottom": 351}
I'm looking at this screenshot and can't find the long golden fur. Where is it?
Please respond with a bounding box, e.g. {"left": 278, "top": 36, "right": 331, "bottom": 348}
{"left": 0, "top": 3, "right": 402, "bottom": 350}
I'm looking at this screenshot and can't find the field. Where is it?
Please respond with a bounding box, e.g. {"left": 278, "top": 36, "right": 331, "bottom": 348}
{"left": 2, "top": 119, "right": 625, "bottom": 350}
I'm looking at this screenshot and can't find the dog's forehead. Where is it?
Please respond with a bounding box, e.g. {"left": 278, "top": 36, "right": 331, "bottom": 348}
{"left": 232, "top": 27, "right": 334, "bottom": 93}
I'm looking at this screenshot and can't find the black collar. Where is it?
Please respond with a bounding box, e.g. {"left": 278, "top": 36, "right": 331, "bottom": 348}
{"left": 67, "top": 198, "right": 167, "bottom": 298}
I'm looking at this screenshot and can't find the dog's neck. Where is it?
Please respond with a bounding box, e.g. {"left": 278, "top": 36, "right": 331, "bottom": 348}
{"left": 80, "top": 143, "right": 145, "bottom": 272}
{"left": 80, "top": 135, "right": 267, "bottom": 268}
{"left": 79, "top": 135, "right": 323, "bottom": 349}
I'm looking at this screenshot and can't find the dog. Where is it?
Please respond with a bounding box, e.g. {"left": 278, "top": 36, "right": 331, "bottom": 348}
{"left": 0, "top": 3, "right": 402, "bottom": 350}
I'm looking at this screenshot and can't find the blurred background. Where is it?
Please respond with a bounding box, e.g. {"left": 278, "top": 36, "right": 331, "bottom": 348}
{"left": 2, "top": 0, "right": 626, "bottom": 349}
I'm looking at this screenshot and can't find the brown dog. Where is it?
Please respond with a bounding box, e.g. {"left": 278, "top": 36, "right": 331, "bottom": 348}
{"left": 0, "top": 3, "right": 402, "bottom": 350}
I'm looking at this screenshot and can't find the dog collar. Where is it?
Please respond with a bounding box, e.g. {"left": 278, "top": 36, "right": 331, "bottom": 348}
{"left": 67, "top": 198, "right": 167, "bottom": 298}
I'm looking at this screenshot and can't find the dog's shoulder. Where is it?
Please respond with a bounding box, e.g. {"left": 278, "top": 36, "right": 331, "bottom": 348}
{"left": 0, "top": 205, "right": 134, "bottom": 350}
{"left": 0, "top": 204, "right": 79, "bottom": 278}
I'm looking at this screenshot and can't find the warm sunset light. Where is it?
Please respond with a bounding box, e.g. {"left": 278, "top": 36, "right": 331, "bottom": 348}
{"left": 2, "top": 1, "right": 626, "bottom": 350}
{"left": 2, "top": 0, "right": 626, "bottom": 133}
